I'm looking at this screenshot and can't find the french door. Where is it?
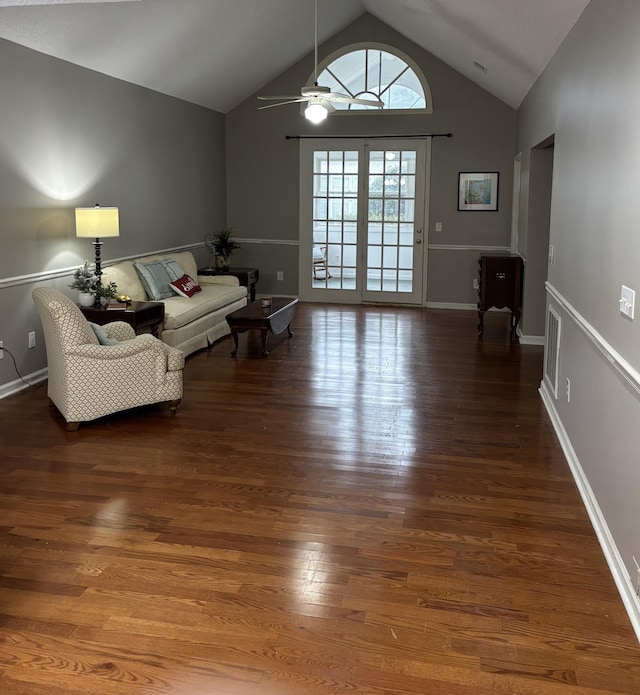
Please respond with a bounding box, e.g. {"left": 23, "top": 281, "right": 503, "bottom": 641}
{"left": 299, "top": 138, "right": 430, "bottom": 305}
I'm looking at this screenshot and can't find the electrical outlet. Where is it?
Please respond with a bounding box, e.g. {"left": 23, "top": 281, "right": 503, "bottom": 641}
{"left": 0, "top": 340, "right": 3, "bottom": 360}
{"left": 435, "top": 221, "right": 443, "bottom": 232}
{"left": 28, "top": 331, "right": 36, "bottom": 349}
{"left": 473, "top": 278, "right": 479, "bottom": 290}
{"left": 565, "top": 377, "right": 571, "bottom": 402}
{"left": 276, "top": 271, "right": 284, "bottom": 281}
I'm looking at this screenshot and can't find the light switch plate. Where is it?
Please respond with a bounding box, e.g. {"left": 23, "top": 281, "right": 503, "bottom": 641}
{"left": 620, "top": 285, "right": 635, "bottom": 320}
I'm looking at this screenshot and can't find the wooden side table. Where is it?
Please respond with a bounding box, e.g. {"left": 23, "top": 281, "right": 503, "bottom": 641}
{"left": 198, "top": 266, "right": 259, "bottom": 302}
{"left": 79, "top": 301, "right": 165, "bottom": 337}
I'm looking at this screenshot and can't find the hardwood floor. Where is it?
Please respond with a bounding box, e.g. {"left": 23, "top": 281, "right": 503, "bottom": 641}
{"left": 1, "top": 303, "right": 639, "bottom": 694}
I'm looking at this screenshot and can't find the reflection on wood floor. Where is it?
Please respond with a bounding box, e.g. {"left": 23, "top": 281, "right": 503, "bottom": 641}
{"left": 1, "top": 303, "right": 639, "bottom": 694}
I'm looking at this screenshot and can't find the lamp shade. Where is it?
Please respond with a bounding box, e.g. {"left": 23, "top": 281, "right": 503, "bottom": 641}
{"left": 75, "top": 206, "right": 119, "bottom": 238}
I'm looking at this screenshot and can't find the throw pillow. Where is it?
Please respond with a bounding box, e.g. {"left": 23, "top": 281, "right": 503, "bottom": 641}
{"left": 162, "top": 259, "right": 186, "bottom": 282}
{"left": 134, "top": 261, "right": 174, "bottom": 300}
{"left": 170, "top": 274, "right": 202, "bottom": 298}
{"left": 88, "top": 322, "right": 118, "bottom": 346}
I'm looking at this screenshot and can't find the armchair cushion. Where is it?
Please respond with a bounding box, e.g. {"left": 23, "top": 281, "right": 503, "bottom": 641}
{"left": 88, "top": 321, "right": 118, "bottom": 346}
{"left": 104, "top": 321, "right": 136, "bottom": 342}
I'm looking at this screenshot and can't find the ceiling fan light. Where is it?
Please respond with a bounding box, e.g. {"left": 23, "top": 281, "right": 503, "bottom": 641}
{"left": 305, "top": 100, "right": 328, "bottom": 124}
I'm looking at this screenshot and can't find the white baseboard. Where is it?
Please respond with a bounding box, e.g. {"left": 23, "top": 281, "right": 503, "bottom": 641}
{"left": 426, "top": 302, "right": 477, "bottom": 310}
{"left": 539, "top": 381, "right": 640, "bottom": 643}
{"left": 0, "top": 369, "right": 47, "bottom": 400}
{"left": 519, "top": 333, "right": 545, "bottom": 345}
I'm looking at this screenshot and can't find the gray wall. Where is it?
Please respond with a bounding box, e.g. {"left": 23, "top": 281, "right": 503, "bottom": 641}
{"left": 518, "top": 0, "right": 640, "bottom": 627}
{"left": 226, "top": 13, "right": 517, "bottom": 303}
{"left": 0, "top": 38, "right": 226, "bottom": 390}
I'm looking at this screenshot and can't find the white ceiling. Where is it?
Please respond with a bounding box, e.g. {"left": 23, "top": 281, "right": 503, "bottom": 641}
{"left": 0, "top": 0, "right": 590, "bottom": 112}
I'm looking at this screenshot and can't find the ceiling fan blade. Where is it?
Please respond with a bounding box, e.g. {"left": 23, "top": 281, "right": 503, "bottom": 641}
{"left": 258, "top": 98, "right": 309, "bottom": 110}
{"left": 327, "top": 92, "right": 384, "bottom": 108}
{"left": 257, "top": 95, "right": 306, "bottom": 101}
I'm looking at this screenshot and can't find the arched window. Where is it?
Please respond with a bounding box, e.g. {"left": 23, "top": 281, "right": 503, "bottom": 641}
{"left": 312, "top": 43, "right": 432, "bottom": 114}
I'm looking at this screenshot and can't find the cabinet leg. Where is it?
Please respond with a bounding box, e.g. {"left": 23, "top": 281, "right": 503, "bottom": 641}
{"left": 477, "top": 311, "right": 485, "bottom": 336}
{"left": 230, "top": 328, "right": 239, "bottom": 357}
{"left": 510, "top": 311, "right": 521, "bottom": 341}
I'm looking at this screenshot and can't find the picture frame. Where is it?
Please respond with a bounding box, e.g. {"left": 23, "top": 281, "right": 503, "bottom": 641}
{"left": 458, "top": 172, "right": 499, "bottom": 211}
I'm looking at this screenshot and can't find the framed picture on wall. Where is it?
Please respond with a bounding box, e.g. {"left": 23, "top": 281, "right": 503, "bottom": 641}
{"left": 458, "top": 172, "right": 499, "bottom": 211}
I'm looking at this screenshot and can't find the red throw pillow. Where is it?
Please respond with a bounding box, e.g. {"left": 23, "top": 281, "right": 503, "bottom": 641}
{"left": 170, "top": 274, "right": 202, "bottom": 298}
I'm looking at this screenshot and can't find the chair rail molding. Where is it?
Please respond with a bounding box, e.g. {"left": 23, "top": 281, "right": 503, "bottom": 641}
{"left": 231, "top": 238, "right": 299, "bottom": 246}
{"left": 545, "top": 281, "right": 640, "bottom": 397}
{"left": 427, "top": 244, "right": 512, "bottom": 252}
{"left": 541, "top": 280, "right": 640, "bottom": 642}
{"left": 0, "top": 242, "right": 203, "bottom": 290}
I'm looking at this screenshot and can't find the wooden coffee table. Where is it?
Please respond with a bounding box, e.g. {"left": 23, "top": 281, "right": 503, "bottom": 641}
{"left": 226, "top": 297, "right": 298, "bottom": 357}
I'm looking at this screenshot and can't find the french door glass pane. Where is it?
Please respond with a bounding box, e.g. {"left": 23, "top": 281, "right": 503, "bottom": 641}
{"left": 366, "top": 149, "right": 417, "bottom": 295}
{"left": 312, "top": 150, "right": 359, "bottom": 289}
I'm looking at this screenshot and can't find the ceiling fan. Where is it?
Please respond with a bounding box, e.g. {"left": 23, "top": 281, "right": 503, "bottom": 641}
{"left": 257, "top": 0, "right": 383, "bottom": 123}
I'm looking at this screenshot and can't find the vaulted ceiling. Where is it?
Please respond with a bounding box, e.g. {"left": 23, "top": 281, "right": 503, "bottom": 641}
{"left": 0, "top": 0, "right": 590, "bottom": 113}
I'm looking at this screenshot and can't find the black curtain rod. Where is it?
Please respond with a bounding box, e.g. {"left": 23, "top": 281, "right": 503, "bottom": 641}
{"left": 285, "top": 133, "right": 452, "bottom": 140}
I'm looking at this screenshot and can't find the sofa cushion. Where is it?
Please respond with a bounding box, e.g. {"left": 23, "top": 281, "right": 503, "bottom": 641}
{"left": 162, "top": 259, "right": 186, "bottom": 281}
{"left": 102, "top": 261, "right": 147, "bottom": 302}
{"left": 134, "top": 260, "right": 174, "bottom": 300}
{"left": 168, "top": 251, "right": 198, "bottom": 279}
{"left": 170, "top": 274, "right": 202, "bottom": 298}
{"left": 162, "top": 284, "right": 246, "bottom": 331}
{"left": 102, "top": 251, "right": 204, "bottom": 302}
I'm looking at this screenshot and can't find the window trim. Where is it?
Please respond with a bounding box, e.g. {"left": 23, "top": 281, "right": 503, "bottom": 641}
{"left": 304, "top": 42, "right": 433, "bottom": 116}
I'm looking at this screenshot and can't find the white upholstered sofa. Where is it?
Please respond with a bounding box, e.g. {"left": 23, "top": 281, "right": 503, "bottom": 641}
{"left": 101, "top": 250, "right": 247, "bottom": 357}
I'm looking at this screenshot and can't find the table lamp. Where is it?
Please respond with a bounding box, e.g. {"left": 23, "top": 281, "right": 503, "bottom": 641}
{"left": 75, "top": 204, "right": 119, "bottom": 288}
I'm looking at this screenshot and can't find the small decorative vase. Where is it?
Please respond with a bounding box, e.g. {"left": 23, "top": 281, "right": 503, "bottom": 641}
{"left": 215, "top": 256, "right": 230, "bottom": 270}
{"left": 78, "top": 292, "right": 95, "bottom": 307}
{"left": 99, "top": 297, "right": 109, "bottom": 308}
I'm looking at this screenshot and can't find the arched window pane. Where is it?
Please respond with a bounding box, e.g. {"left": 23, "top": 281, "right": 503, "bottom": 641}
{"left": 316, "top": 45, "right": 431, "bottom": 114}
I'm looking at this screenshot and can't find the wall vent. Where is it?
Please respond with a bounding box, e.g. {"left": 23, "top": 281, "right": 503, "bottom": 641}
{"left": 544, "top": 305, "right": 561, "bottom": 398}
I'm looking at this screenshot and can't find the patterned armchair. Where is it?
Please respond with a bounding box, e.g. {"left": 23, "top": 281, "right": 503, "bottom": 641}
{"left": 32, "top": 287, "right": 184, "bottom": 431}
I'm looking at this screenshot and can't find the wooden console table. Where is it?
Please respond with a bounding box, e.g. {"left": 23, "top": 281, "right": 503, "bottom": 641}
{"left": 79, "top": 301, "right": 165, "bottom": 337}
{"left": 198, "top": 266, "right": 259, "bottom": 302}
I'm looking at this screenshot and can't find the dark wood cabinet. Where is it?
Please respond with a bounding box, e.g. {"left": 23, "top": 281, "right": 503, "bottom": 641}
{"left": 477, "top": 255, "right": 523, "bottom": 339}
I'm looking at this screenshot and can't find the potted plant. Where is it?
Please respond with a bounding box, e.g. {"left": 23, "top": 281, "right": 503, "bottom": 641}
{"left": 69, "top": 261, "right": 98, "bottom": 306}
{"left": 94, "top": 281, "right": 119, "bottom": 308}
{"left": 213, "top": 227, "right": 240, "bottom": 270}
